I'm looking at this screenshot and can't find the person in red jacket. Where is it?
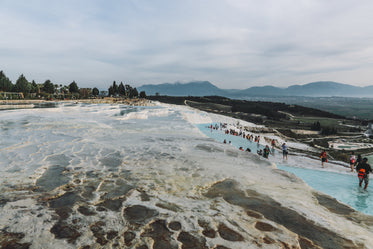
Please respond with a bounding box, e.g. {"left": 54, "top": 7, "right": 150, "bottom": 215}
{"left": 320, "top": 150, "right": 327, "bottom": 168}
{"left": 356, "top": 158, "right": 372, "bottom": 190}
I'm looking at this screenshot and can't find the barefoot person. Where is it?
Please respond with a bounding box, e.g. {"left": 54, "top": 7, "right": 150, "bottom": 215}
{"left": 271, "top": 139, "right": 276, "bottom": 153}
{"left": 349, "top": 151, "right": 356, "bottom": 172}
{"left": 356, "top": 158, "right": 372, "bottom": 190}
{"left": 281, "top": 143, "right": 288, "bottom": 160}
{"left": 320, "top": 150, "right": 327, "bottom": 168}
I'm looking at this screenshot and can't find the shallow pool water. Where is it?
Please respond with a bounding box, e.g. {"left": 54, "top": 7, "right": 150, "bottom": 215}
{"left": 197, "top": 122, "right": 373, "bottom": 216}
{"left": 277, "top": 165, "right": 373, "bottom": 216}
{"left": 196, "top": 123, "right": 268, "bottom": 153}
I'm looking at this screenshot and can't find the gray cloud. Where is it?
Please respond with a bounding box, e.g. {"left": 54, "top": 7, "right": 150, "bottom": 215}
{"left": 1, "top": 0, "right": 373, "bottom": 89}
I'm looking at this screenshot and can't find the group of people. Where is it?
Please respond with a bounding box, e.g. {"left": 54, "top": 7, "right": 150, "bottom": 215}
{"left": 320, "top": 150, "right": 372, "bottom": 190}
{"left": 213, "top": 123, "right": 373, "bottom": 190}
{"left": 349, "top": 151, "right": 372, "bottom": 190}
{"left": 257, "top": 145, "right": 271, "bottom": 159}
{"left": 356, "top": 157, "right": 372, "bottom": 190}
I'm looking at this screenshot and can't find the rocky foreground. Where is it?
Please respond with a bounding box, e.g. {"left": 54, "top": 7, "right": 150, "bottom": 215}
{"left": 1, "top": 101, "right": 373, "bottom": 249}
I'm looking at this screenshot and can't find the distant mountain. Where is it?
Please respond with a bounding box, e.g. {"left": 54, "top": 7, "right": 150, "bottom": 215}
{"left": 285, "top": 81, "right": 366, "bottom": 97}
{"left": 138, "top": 81, "right": 373, "bottom": 97}
{"left": 138, "top": 81, "right": 225, "bottom": 96}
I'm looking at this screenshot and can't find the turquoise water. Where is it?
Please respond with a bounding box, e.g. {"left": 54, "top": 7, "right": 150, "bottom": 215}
{"left": 196, "top": 123, "right": 269, "bottom": 153}
{"left": 277, "top": 165, "right": 372, "bottom": 216}
{"left": 197, "top": 123, "right": 373, "bottom": 216}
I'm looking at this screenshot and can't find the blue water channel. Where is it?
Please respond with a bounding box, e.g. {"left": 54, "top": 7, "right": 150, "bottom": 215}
{"left": 197, "top": 123, "right": 373, "bottom": 216}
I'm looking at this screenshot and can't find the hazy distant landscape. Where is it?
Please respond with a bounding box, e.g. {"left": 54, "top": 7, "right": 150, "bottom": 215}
{"left": 241, "top": 96, "right": 373, "bottom": 120}
{"left": 139, "top": 81, "right": 373, "bottom": 120}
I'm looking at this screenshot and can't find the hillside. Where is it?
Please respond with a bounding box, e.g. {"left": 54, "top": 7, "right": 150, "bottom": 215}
{"left": 138, "top": 81, "right": 225, "bottom": 96}
{"left": 147, "top": 95, "right": 345, "bottom": 123}
{"left": 138, "top": 81, "right": 373, "bottom": 97}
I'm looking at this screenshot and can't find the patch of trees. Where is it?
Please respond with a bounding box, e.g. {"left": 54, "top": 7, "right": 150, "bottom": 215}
{"left": 311, "top": 121, "right": 321, "bottom": 131}
{"left": 0, "top": 70, "right": 145, "bottom": 100}
{"left": 108, "top": 81, "right": 139, "bottom": 98}
{"left": 0, "top": 71, "right": 85, "bottom": 99}
{"left": 231, "top": 102, "right": 287, "bottom": 121}
{"left": 311, "top": 121, "right": 338, "bottom": 135}
{"left": 320, "top": 126, "right": 338, "bottom": 135}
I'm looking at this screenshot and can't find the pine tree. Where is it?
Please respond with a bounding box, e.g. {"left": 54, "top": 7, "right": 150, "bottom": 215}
{"left": 118, "top": 82, "right": 125, "bottom": 96}
{"left": 0, "top": 71, "right": 13, "bottom": 92}
{"left": 92, "top": 87, "right": 99, "bottom": 96}
{"left": 14, "top": 74, "right": 31, "bottom": 97}
{"left": 69, "top": 81, "right": 79, "bottom": 93}
{"left": 43, "top": 80, "right": 55, "bottom": 94}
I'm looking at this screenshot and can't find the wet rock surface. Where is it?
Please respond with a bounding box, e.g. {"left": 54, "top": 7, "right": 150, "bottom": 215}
{"left": 2, "top": 167, "right": 370, "bottom": 249}
{"left": 217, "top": 224, "right": 244, "bottom": 242}
{"left": 198, "top": 220, "right": 217, "bottom": 238}
{"left": 50, "top": 221, "right": 81, "bottom": 243}
{"left": 123, "top": 231, "right": 136, "bottom": 246}
{"left": 123, "top": 205, "right": 159, "bottom": 225}
{"left": 254, "top": 221, "right": 277, "bottom": 232}
{"left": 89, "top": 221, "right": 108, "bottom": 245}
{"left": 77, "top": 205, "right": 97, "bottom": 216}
{"left": 48, "top": 191, "right": 82, "bottom": 209}
{"left": 177, "top": 231, "right": 208, "bottom": 249}
{"left": 213, "top": 246, "right": 231, "bottom": 249}
{"left": 96, "top": 198, "right": 124, "bottom": 211}
{"left": 168, "top": 221, "right": 182, "bottom": 231}
{"left": 205, "top": 179, "right": 358, "bottom": 249}
{"left": 0, "top": 230, "right": 31, "bottom": 249}
{"left": 314, "top": 192, "right": 355, "bottom": 215}
{"left": 54, "top": 207, "right": 72, "bottom": 220}
{"left": 141, "top": 219, "right": 177, "bottom": 249}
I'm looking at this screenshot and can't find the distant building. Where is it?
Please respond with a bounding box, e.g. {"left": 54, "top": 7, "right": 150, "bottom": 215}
{"left": 99, "top": 90, "right": 108, "bottom": 97}
{"left": 79, "top": 88, "right": 92, "bottom": 99}
{"left": 0, "top": 92, "right": 24, "bottom": 99}
{"left": 365, "top": 123, "right": 373, "bottom": 138}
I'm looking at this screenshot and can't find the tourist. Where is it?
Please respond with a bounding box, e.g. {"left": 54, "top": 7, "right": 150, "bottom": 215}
{"left": 356, "top": 158, "right": 372, "bottom": 190}
{"left": 239, "top": 147, "right": 244, "bottom": 151}
{"left": 282, "top": 143, "right": 288, "bottom": 160}
{"left": 223, "top": 139, "right": 226, "bottom": 144}
{"left": 271, "top": 139, "right": 276, "bottom": 149}
{"left": 246, "top": 148, "right": 251, "bottom": 152}
{"left": 263, "top": 145, "right": 270, "bottom": 159}
{"left": 257, "top": 149, "right": 263, "bottom": 156}
{"left": 320, "top": 150, "right": 328, "bottom": 168}
{"left": 355, "top": 154, "right": 363, "bottom": 168}
{"left": 349, "top": 152, "right": 356, "bottom": 172}
{"left": 271, "top": 139, "right": 276, "bottom": 153}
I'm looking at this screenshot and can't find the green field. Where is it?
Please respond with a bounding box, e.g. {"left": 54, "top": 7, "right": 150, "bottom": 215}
{"left": 291, "top": 116, "right": 360, "bottom": 128}
{"left": 244, "top": 96, "right": 373, "bottom": 120}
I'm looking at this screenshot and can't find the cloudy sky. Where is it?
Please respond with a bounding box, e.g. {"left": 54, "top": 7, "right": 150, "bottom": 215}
{"left": 1, "top": 0, "right": 373, "bottom": 89}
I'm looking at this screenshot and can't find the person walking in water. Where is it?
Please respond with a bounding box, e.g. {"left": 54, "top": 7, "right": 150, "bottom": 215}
{"left": 349, "top": 151, "right": 356, "bottom": 172}
{"left": 356, "top": 158, "right": 372, "bottom": 190}
{"left": 320, "top": 150, "right": 327, "bottom": 168}
{"left": 271, "top": 139, "right": 276, "bottom": 152}
{"left": 281, "top": 143, "right": 288, "bottom": 160}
